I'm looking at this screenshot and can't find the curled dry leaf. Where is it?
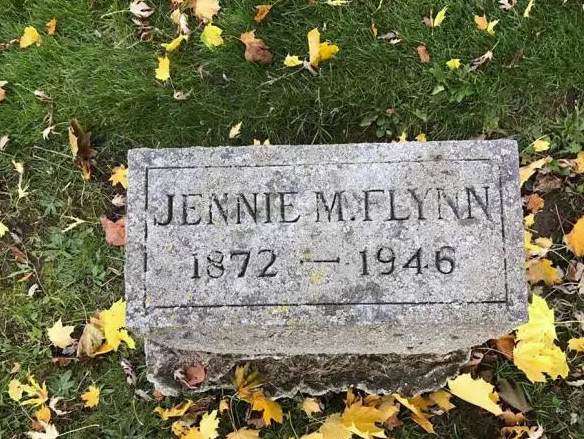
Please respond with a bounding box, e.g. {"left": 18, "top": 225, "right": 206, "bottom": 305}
{"left": 68, "top": 119, "right": 95, "bottom": 180}
{"left": 417, "top": 45, "right": 430, "bottom": 63}
{"left": 240, "top": 31, "right": 273, "bottom": 65}
{"left": 46, "top": 19, "right": 57, "bottom": 35}
{"left": 0, "top": 135, "right": 9, "bottom": 150}
{"left": 471, "top": 49, "right": 493, "bottom": 70}
{"left": 121, "top": 358, "right": 137, "bottom": 386}
{"left": 378, "top": 31, "right": 401, "bottom": 44}
{"left": 254, "top": 5, "right": 272, "bottom": 23}
{"left": 100, "top": 216, "right": 127, "bottom": 246}
{"left": 130, "top": 1, "right": 155, "bottom": 18}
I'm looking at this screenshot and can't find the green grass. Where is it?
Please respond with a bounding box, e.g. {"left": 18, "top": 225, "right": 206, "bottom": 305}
{"left": 2, "top": 0, "right": 584, "bottom": 437}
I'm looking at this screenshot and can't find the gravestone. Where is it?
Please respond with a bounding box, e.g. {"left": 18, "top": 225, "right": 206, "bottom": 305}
{"left": 126, "top": 140, "right": 527, "bottom": 396}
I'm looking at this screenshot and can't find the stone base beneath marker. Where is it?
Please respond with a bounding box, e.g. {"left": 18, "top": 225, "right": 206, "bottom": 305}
{"left": 145, "top": 340, "right": 469, "bottom": 398}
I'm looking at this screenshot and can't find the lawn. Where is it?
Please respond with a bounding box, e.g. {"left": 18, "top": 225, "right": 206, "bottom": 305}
{"left": 1, "top": 0, "right": 584, "bottom": 438}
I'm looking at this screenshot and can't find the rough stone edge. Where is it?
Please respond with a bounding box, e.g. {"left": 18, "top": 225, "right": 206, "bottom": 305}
{"left": 145, "top": 339, "right": 471, "bottom": 398}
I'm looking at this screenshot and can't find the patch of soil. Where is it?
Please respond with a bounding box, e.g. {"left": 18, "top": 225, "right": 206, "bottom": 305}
{"left": 533, "top": 190, "right": 584, "bottom": 241}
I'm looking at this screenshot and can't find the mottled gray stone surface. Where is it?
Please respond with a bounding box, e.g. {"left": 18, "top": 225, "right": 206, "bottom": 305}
{"left": 126, "top": 141, "right": 527, "bottom": 394}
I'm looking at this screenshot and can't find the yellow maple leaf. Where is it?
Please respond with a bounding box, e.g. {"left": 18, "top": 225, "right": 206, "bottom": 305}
{"left": 341, "top": 400, "right": 386, "bottom": 439}
{"left": 519, "top": 157, "right": 551, "bottom": 185}
{"left": 154, "top": 400, "right": 193, "bottom": 420}
{"left": 200, "top": 410, "right": 220, "bottom": 439}
{"left": 190, "top": 0, "right": 221, "bottom": 22}
{"left": 307, "top": 28, "right": 338, "bottom": 67}
{"left": 251, "top": 391, "right": 283, "bottom": 425}
{"left": 524, "top": 231, "right": 552, "bottom": 258}
{"left": 47, "top": 319, "right": 75, "bottom": 349}
{"left": 229, "top": 122, "right": 242, "bottom": 139}
{"left": 526, "top": 259, "right": 562, "bottom": 285}
{"left": 302, "top": 397, "right": 321, "bottom": 415}
{"left": 532, "top": 137, "right": 550, "bottom": 152}
{"left": 20, "top": 26, "right": 42, "bottom": 48}
{"left": 524, "top": 214, "right": 535, "bottom": 227}
{"left": 232, "top": 364, "right": 264, "bottom": 401}
{"left": 46, "top": 19, "right": 57, "bottom": 36}
{"left": 516, "top": 295, "right": 556, "bottom": 344}
{"left": 9, "top": 379, "right": 24, "bottom": 401}
{"left": 162, "top": 34, "right": 187, "bottom": 52}
{"left": 447, "top": 374, "right": 503, "bottom": 415}
{"left": 254, "top": 4, "right": 272, "bottom": 23}
{"left": 0, "top": 221, "right": 9, "bottom": 237}
{"left": 99, "top": 299, "right": 134, "bottom": 351}
{"left": 427, "top": 389, "right": 455, "bottom": 412}
{"left": 432, "top": 7, "right": 448, "bottom": 27}
{"left": 201, "top": 24, "right": 224, "bottom": 49}
{"left": 81, "top": 385, "right": 100, "bottom": 409}
{"left": 393, "top": 394, "right": 433, "bottom": 433}
{"left": 565, "top": 216, "right": 584, "bottom": 257}
{"left": 446, "top": 58, "right": 461, "bottom": 69}
{"left": 35, "top": 404, "right": 51, "bottom": 423}
{"left": 284, "top": 54, "right": 303, "bottom": 67}
{"left": 109, "top": 165, "right": 128, "bottom": 189}
{"left": 320, "top": 413, "right": 352, "bottom": 439}
{"left": 184, "top": 429, "right": 205, "bottom": 439}
{"left": 226, "top": 428, "right": 260, "bottom": 439}
{"left": 156, "top": 56, "right": 170, "bottom": 81}
{"left": 415, "top": 133, "right": 427, "bottom": 142}
{"left": 19, "top": 375, "right": 49, "bottom": 407}
{"left": 513, "top": 341, "right": 568, "bottom": 382}
{"left": 568, "top": 337, "right": 584, "bottom": 352}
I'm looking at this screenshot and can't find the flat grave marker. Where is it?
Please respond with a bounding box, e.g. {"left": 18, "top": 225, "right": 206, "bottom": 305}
{"left": 125, "top": 141, "right": 527, "bottom": 394}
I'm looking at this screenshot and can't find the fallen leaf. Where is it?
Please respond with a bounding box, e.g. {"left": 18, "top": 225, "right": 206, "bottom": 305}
{"left": 307, "top": 28, "right": 339, "bottom": 67}
{"left": 155, "top": 400, "right": 193, "bottom": 420}
{"left": 232, "top": 364, "right": 263, "bottom": 401}
{"left": 241, "top": 31, "right": 273, "bottom": 65}
{"left": 424, "top": 7, "right": 447, "bottom": 29}
{"left": 499, "top": 410, "right": 526, "bottom": 426}
{"left": 513, "top": 341, "right": 568, "bottom": 382}
{"left": 254, "top": 5, "right": 272, "bottom": 23}
{"left": 471, "top": 49, "right": 493, "bottom": 70}
{"left": 46, "top": 19, "right": 57, "bottom": 35}
{"left": 525, "top": 194, "right": 544, "bottom": 213}
{"left": 183, "top": 364, "right": 206, "bottom": 387}
{"left": 574, "top": 151, "right": 584, "bottom": 174}
{"left": 120, "top": 358, "right": 137, "bottom": 386}
{"left": 446, "top": 58, "right": 461, "bottom": 69}
{"left": 302, "top": 397, "right": 321, "bottom": 415}
{"left": 532, "top": 137, "right": 550, "bottom": 152}
{"left": 47, "top": 319, "right": 75, "bottom": 349}
{"left": 171, "top": 9, "right": 191, "bottom": 34}
{"left": 447, "top": 374, "right": 503, "bottom": 415}
{"left": 20, "top": 26, "right": 42, "bottom": 48}
{"left": 428, "top": 389, "right": 455, "bottom": 412}
{"left": 526, "top": 259, "right": 562, "bottom": 285}
{"left": 494, "top": 333, "right": 515, "bottom": 359}
{"left": 68, "top": 119, "right": 95, "bottom": 180}
{"left": 378, "top": 31, "right": 401, "bottom": 45}
{"left": 99, "top": 299, "right": 134, "bottom": 351}
{"left": 155, "top": 56, "right": 170, "bottom": 81}
{"left": 371, "top": 21, "right": 378, "bottom": 37}
{"left": 0, "top": 81, "right": 8, "bottom": 101}
{"left": 200, "top": 410, "right": 220, "bottom": 439}
{"left": 533, "top": 173, "right": 562, "bottom": 192}
{"left": 109, "top": 165, "right": 128, "bottom": 189}
{"left": 251, "top": 392, "right": 283, "bottom": 425}
{"left": 229, "top": 122, "right": 242, "bottom": 139}
{"left": 0, "top": 135, "right": 8, "bottom": 150}
{"left": 417, "top": 45, "right": 430, "bottom": 63}
{"left": 0, "top": 221, "right": 8, "bottom": 237}
{"left": 474, "top": 15, "right": 499, "bottom": 35}
{"left": 341, "top": 399, "right": 388, "bottom": 438}
{"left": 81, "top": 385, "right": 100, "bottom": 409}
{"left": 393, "top": 394, "right": 433, "bottom": 434}
{"left": 415, "top": 133, "right": 427, "bottom": 142}
{"left": 523, "top": 0, "right": 535, "bottom": 17}
{"left": 173, "top": 90, "right": 192, "bottom": 100}
{"left": 320, "top": 413, "right": 352, "bottom": 439}
{"left": 497, "top": 379, "right": 532, "bottom": 413}
{"left": 284, "top": 54, "right": 303, "bottom": 67}
{"left": 190, "top": 0, "right": 221, "bottom": 22}
{"left": 519, "top": 157, "right": 551, "bottom": 186}
{"left": 567, "top": 337, "right": 584, "bottom": 353}
{"left": 565, "top": 216, "right": 584, "bottom": 257}
{"left": 201, "top": 24, "right": 224, "bottom": 49}
{"left": 226, "top": 428, "right": 260, "bottom": 439}
{"left": 100, "top": 216, "right": 126, "bottom": 246}
{"left": 15, "top": 375, "right": 49, "bottom": 407}
{"left": 35, "top": 405, "right": 51, "bottom": 423}
{"left": 26, "top": 421, "right": 59, "bottom": 439}
{"left": 499, "top": 0, "right": 516, "bottom": 10}
{"left": 219, "top": 399, "right": 229, "bottom": 412}
{"left": 161, "top": 34, "right": 187, "bottom": 52}
{"left": 130, "top": 1, "right": 155, "bottom": 18}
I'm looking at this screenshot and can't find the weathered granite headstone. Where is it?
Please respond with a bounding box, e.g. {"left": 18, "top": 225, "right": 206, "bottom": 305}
{"left": 126, "top": 141, "right": 527, "bottom": 396}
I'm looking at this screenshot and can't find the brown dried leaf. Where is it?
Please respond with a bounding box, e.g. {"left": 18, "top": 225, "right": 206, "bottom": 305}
{"left": 525, "top": 194, "right": 544, "bottom": 213}
{"left": 497, "top": 378, "right": 532, "bottom": 413}
{"left": 254, "top": 5, "right": 272, "bottom": 23}
{"left": 152, "top": 389, "right": 165, "bottom": 401}
{"left": 9, "top": 244, "right": 29, "bottom": 264}
{"left": 177, "top": 364, "right": 206, "bottom": 388}
{"left": 494, "top": 333, "right": 515, "bottom": 359}
{"left": 100, "top": 216, "right": 127, "bottom": 246}
{"left": 241, "top": 31, "right": 273, "bottom": 65}
{"left": 417, "top": 45, "right": 430, "bottom": 63}
{"left": 533, "top": 173, "right": 562, "bottom": 193}
{"left": 500, "top": 410, "right": 526, "bottom": 426}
